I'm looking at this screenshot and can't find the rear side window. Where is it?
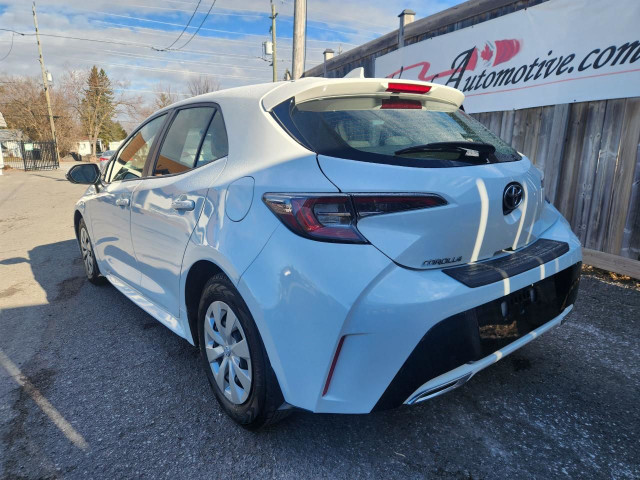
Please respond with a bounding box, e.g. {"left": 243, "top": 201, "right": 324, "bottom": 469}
{"left": 195, "top": 110, "right": 228, "bottom": 168}
{"left": 272, "top": 97, "right": 521, "bottom": 168}
{"left": 107, "top": 114, "right": 166, "bottom": 182}
{"left": 154, "top": 107, "right": 215, "bottom": 176}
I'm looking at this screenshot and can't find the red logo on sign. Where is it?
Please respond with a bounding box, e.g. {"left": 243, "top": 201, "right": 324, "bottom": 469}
{"left": 387, "top": 39, "right": 522, "bottom": 80}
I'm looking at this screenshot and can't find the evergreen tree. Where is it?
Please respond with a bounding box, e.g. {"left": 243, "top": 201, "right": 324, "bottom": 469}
{"left": 80, "top": 66, "right": 115, "bottom": 157}
{"left": 99, "top": 120, "right": 127, "bottom": 148}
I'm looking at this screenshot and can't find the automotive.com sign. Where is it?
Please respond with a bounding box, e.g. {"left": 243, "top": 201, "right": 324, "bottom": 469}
{"left": 375, "top": 0, "right": 640, "bottom": 113}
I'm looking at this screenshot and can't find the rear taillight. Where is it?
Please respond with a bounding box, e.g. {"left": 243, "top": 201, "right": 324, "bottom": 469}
{"left": 352, "top": 194, "right": 447, "bottom": 218}
{"left": 263, "top": 193, "right": 446, "bottom": 243}
{"left": 263, "top": 193, "right": 365, "bottom": 243}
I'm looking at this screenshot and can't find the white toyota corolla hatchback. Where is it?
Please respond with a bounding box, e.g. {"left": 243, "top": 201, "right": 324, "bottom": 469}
{"left": 66, "top": 77, "right": 581, "bottom": 428}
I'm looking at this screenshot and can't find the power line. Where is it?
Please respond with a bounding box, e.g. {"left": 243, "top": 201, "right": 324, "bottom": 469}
{"left": 96, "top": 48, "right": 278, "bottom": 71}
{"left": 7, "top": 35, "right": 285, "bottom": 64}
{"left": 91, "top": 11, "right": 267, "bottom": 40}
{"left": 86, "top": 10, "right": 360, "bottom": 45}
{"left": 104, "top": 1, "right": 385, "bottom": 36}
{"left": 89, "top": 19, "right": 328, "bottom": 52}
{"left": 112, "top": 2, "right": 263, "bottom": 19}
{"left": 1, "top": 36, "right": 319, "bottom": 73}
{"left": 281, "top": 17, "right": 380, "bottom": 38}
{"left": 183, "top": 1, "right": 392, "bottom": 32}
{"left": 89, "top": 19, "right": 266, "bottom": 48}
{"left": 151, "top": 0, "right": 203, "bottom": 6}
{"left": 0, "top": 22, "right": 323, "bottom": 82}
{"left": 0, "top": 33, "right": 13, "bottom": 62}
{"left": 172, "top": 0, "right": 217, "bottom": 51}
{"left": 158, "top": 0, "right": 201, "bottom": 51}
{"left": 0, "top": 27, "right": 157, "bottom": 49}
{"left": 69, "top": 57, "right": 267, "bottom": 81}
{"left": 0, "top": 27, "right": 269, "bottom": 59}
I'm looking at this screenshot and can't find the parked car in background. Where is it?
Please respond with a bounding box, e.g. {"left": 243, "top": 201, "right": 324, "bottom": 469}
{"left": 97, "top": 150, "right": 116, "bottom": 171}
{"left": 65, "top": 77, "right": 581, "bottom": 429}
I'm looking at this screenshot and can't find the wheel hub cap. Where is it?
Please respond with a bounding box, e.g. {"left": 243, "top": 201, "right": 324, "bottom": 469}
{"left": 80, "top": 227, "right": 93, "bottom": 276}
{"left": 203, "top": 301, "right": 252, "bottom": 405}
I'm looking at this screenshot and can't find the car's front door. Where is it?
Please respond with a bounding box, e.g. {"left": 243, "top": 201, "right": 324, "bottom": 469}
{"left": 90, "top": 114, "right": 167, "bottom": 286}
{"left": 130, "top": 105, "right": 228, "bottom": 317}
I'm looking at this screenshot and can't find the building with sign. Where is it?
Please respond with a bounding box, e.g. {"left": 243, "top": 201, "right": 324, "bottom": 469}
{"left": 304, "top": 0, "right": 640, "bottom": 276}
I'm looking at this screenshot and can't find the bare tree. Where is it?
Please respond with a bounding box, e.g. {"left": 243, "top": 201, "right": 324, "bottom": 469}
{"left": 127, "top": 102, "right": 155, "bottom": 125}
{"left": 187, "top": 76, "right": 220, "bottom": 97}
{"left": 153, "top": 83, "right": 180, "bottom": 109}
{"left": 0, "top": 74, "right": 80, "bottom": 155}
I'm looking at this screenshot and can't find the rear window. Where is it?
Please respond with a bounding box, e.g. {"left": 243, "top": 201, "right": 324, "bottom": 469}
{"left": 272, "top": 96, "right": 521, "bottom": 167}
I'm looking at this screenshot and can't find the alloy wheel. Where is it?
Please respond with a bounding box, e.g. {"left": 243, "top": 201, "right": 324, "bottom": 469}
{"left": 203, "top": 301, "right": 253, "bottom": 404}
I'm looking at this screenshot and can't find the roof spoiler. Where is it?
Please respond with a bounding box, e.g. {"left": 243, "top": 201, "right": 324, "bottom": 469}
{"left": 343, "top": 67, "right": 365, "bottom": 79}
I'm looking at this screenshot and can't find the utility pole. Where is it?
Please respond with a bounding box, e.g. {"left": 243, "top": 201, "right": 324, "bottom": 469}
{"left": 270, "top": 1, "right": 278, "bottom": 82}
{"left": 292, "top": 0, "right": 306, "bottom": 79}
{"left": 32, "top": 2, "right": 59, "bottom": 164}
{"left": 0, "top": 112, "right": 5, "bottom": 175}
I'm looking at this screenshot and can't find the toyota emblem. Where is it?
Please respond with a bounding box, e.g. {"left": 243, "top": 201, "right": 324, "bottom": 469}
{"left": 503, "top": 182, "right": 524, "bottom": 214}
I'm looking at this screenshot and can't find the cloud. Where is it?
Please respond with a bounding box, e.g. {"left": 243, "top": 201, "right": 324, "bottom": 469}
{"left": 0, "top": 0, "right": 462, "bottom": 125}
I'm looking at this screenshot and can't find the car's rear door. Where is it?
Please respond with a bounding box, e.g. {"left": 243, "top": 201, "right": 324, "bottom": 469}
{"left": 90, "top": 114, "right": 167, "bottom": 286}
{"left": 129, "top": 104, "right": 229, "bottom": 317}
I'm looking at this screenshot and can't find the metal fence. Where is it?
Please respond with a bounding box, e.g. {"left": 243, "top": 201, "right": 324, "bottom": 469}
{"left": 1, "top": 141, "right": 58, "bottom": 171}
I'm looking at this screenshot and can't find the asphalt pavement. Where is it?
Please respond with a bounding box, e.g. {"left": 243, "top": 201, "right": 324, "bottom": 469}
{"left": 1, "top": 166, "right": 639, "bottom": 479}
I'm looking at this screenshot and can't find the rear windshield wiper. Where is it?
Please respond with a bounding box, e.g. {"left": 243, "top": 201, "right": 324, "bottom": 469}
{"left": 394, "top": 141, "right": 496, "bottom": 156}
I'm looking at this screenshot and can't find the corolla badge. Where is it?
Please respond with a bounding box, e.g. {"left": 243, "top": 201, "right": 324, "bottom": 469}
{"left": 423, "top": 256, "right": 462, "bottom": 267}
{"left": 503, "top": 182, "right": 524, "bottom": 214}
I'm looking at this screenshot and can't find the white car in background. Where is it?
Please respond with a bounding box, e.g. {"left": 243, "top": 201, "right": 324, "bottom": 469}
{"left": 65, "top": 77, "right": 582, "bottom": 428}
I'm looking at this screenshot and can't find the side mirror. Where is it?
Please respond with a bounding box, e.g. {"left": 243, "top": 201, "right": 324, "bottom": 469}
{"left": 66, "top": 163, "right": 101, "bottom": 185}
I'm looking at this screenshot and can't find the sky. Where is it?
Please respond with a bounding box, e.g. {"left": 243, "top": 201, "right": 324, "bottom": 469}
{"left": 0, "top": 0, "right": 462, "bottom": 125}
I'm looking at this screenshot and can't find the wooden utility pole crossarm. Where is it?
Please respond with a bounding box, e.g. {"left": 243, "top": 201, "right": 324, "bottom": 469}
{"left": 32, "top": 2, "right": 59, "bottom": 164}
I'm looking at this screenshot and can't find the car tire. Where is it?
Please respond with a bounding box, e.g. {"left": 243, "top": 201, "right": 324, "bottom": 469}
{"left": 198, "top": 273, "right": 289, "bottom": 429}
{"left": 78, "top": 218, "right": 105, "bottom": 285}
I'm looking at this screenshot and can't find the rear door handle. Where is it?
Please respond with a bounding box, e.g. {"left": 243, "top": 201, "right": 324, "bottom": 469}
{"left": 171, "top": 198, "right": 195, "bottom": 211}
{"left": 115, "top": 197, "right": 130, "bottom": 207}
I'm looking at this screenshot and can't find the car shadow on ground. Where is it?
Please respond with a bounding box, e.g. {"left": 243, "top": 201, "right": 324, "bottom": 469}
{"left": 1, "top": 238, "right": 638, "bottom": 479}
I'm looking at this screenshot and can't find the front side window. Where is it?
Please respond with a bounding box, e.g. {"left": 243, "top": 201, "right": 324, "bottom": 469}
{"left": 107, "top": 114, "right": 166, "bottom": 182}
{"left": 273, "top": 96, "right": 521, "bottom": 168}
{"left": 154, "top": 107, "right": 214, "bottom": 176}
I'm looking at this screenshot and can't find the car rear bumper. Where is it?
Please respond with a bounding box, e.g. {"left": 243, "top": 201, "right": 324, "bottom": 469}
{"left": 375, "top": 261, "right": 580, "bottom": 410}
{"left": 238, "top": 214, "right": 582, "bottom": 414}
{"left": 403, "top": 303, "right": 573, "bottom": 406}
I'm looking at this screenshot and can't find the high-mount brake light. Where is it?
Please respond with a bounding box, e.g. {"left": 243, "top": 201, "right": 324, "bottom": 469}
{"left": 380, "top": 99, "right": 422, "bottom": 110}
{"left": 263, "top": 193, "right": 448, "bottom": 243}
{"left": 386, "top": 82, "right": 432, "bottom": 94}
